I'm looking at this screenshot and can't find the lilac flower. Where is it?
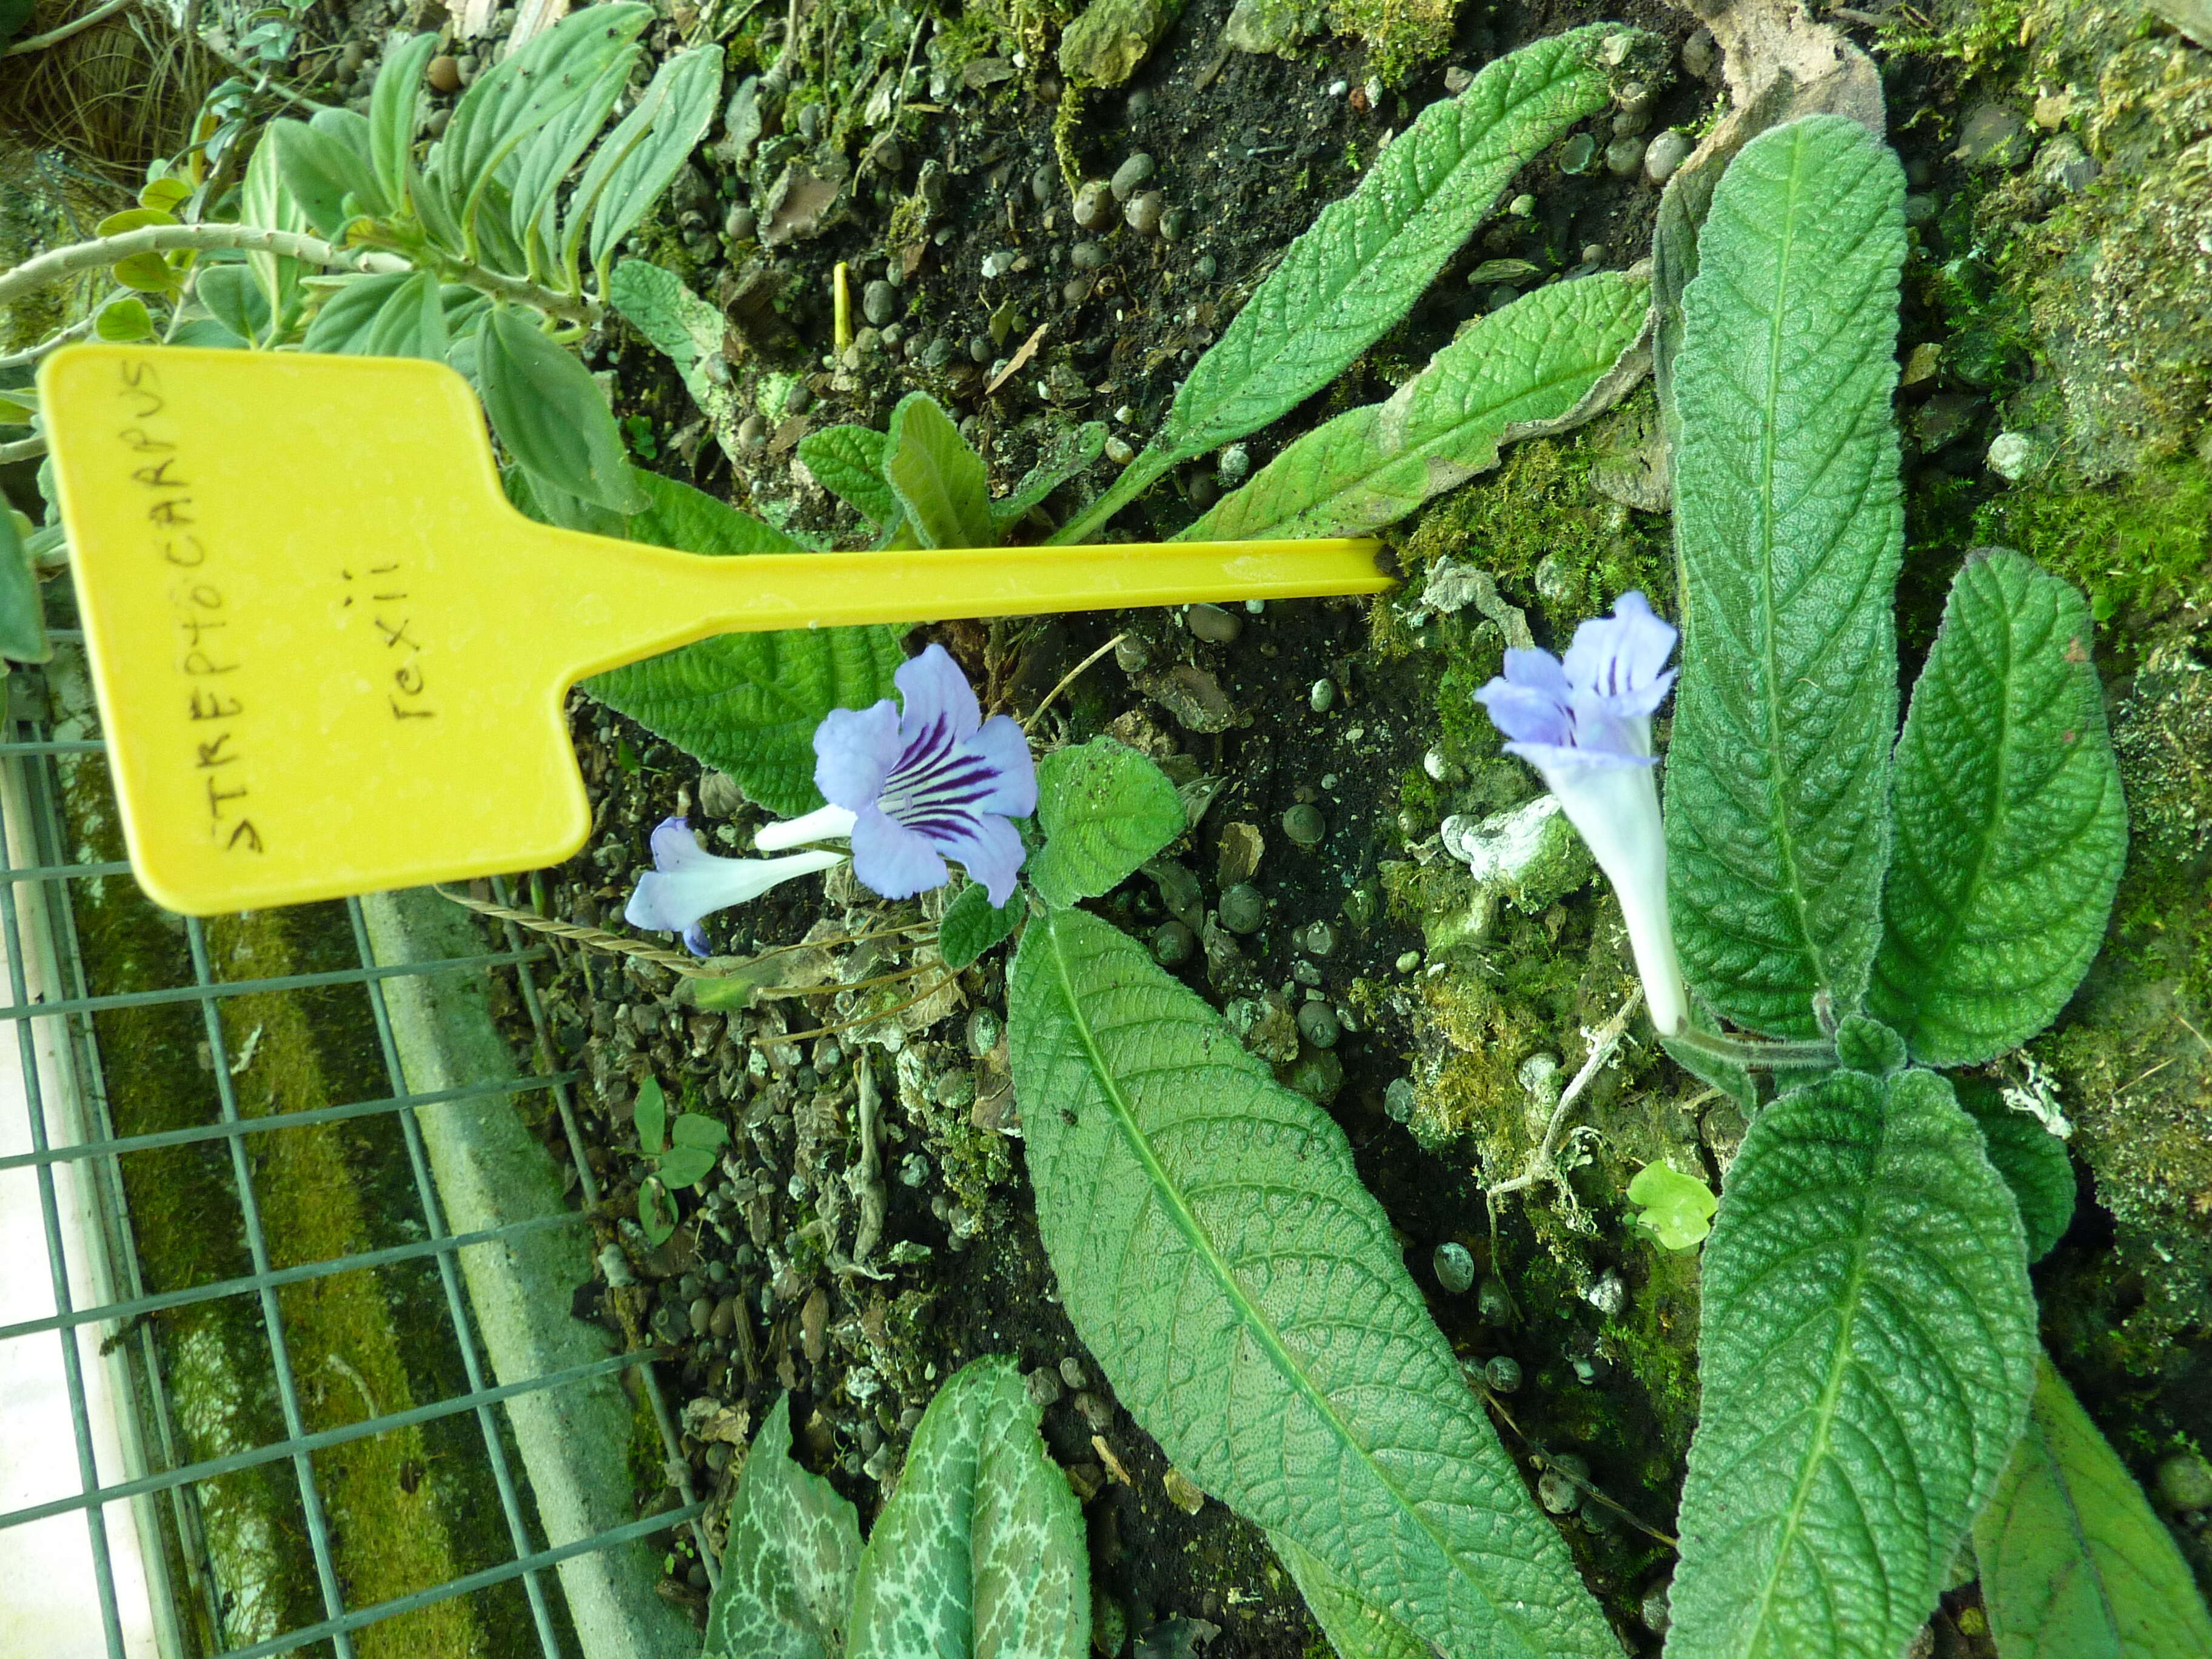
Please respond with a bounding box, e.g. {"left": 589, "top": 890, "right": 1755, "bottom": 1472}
{"left": 1474, "top": 592, "right": 1689, "bottom": 1036}
{"left": 625, "top": 817, "right": 847, "bottom": 956}
{"left": 756, "top": 643, "right": 1037, "bottom": 906}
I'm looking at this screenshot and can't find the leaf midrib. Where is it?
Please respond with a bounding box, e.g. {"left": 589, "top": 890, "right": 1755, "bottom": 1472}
{"left": 1039, "top": 911, "right": 1538, "bottom": 1653}
{"left": 1750, "top": 127, "right": 1831, "bottom": 1005}
{"left": 1736, "top": 1113, "right": 1882, "bottom": 1652}
{"left": 2032, "top": 1406, "right": 2127, "bottom": 1652}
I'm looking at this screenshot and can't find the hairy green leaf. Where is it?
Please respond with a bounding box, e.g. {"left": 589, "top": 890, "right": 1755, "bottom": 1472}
{"left": 1665, "top": 114, "right": 1908, "bottom": 1038}
{"left": 670, "top": 1113, "right": 728, "bottom": 1152}
{"left": 991, "top": 423, "right": 1106, "bottom": 532}
{"left": 262, "top": 119, "right": 363, "bottom": 238}
{"left": 507, "top": 55, "right": 631, "bottom": 264}
{"left": 194, "top": 265, "right": 269, "bottom": 343}
{"left": 1270, "top": 1532, "right": 1435, "bottom": 1659}
{"left": 477, "top": 306, "right": 645, "bottom": 512}
{"left": 1667, "top": 1063, "right": 2037, "bottom": 1659}
{"left": 241, "top": 132, "right": 310, "bottom": 337}
{"left": 578, "top": 45, "right": 723, "bottom": 275}
{"left": 1869, "top": 549, "right": 2127, "bottom": 1067}
{"left": 93, "top": 297, "right": 155, "bottom": 341}
{"left": 1054, "top": 25, "right": 1637, "bottom": 541}
{"left": 1956, "top": 1077, "right": 2074, "bottom": 1263}
{"left": 656, "top": 1143, "right": 716, "bottom": 1188}
{"left": 1185, "top": 275, "right": 1647, "bottom": 541}
{"left": 583, "top": 472, "right": 901, "bottom": 814}
{"left": 883, "top": 393, "right": 993, "bottom": 550}
{"left": 1009, "top": 909, "right": 1615, "bottom": 1658}
{"left": 302, "top": 270, "right": 447, "bottom": 359}
{"left": 704, "top": 1394, "right": 862, "bottom": 1659}
{"left": 437, "top": 5, "right": 651, "bottom": 236}
{"left": 799, "top": 424, "right": 900, "bottom": 528}
{"left": 370, "top": 32, "right": 440, "bottom": 213}
{"left": 605, "top": 258, "right": 749, "bottom": 463}
{"left": 849, "top": 1356, "right": 1090, "bottom": 1659}
{"left": 1973, "top": 1356, "right": 2212, "bottom": 1659}
{"left": 939, "top": 883, "right": 1023, "bottom": 972}
{"left": 307, "top": 107, "right": 389, "bottom": 218}
{"left": 1027, "top": 739, "right": 1184, "bottom": 909}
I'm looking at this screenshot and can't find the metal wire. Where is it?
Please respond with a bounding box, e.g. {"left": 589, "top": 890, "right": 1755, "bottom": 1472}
{"left": 0, "top": 672, "right": 705, "bottom": 1659}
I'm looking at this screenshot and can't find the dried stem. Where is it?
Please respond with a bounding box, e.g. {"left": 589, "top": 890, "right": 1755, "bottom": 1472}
{"left": 758, "top": 971, "right": 957, "bottom": 1045}
{"left": 1487, "top": 987, "right": 1643, "bottom": 1202}
{"left": 433, "top": 886, "right": 719, "bottom": 979}
{"left": 1022, "top": 631, "right": 1127, "bottom": 732}
{"left": 4, "top": 0, "right": 136, "bottom": 56}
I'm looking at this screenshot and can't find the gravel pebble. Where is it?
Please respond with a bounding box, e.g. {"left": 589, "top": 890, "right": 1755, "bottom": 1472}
{"left": 862, "top": 278, "right": 899, "bottom": 326}
{"left": 1216, "top": 443, "right": 1251, "bottom": 483}
{"left": 427, "top": 55, "right": 462, "bottom": 93}
{"left": 1682, "top": 27, "right": 1717, "bottom": 77}
{"left": 1296, "top": 1001, "right": 1339, "bottom": 1049}
{"left": 1110, "top": 152, "right": 1156, "bottom": 201}
{"left": 1187, "top": 602, "right": 1241, "bottom": 643}
{"left": 1072, "top": 180, "right": 1115, "bottom": 230}
{"left": 1606, "top": 134, "right": 1647, "bottom": 177}
{"left": 1281, "top": 803, "right": 1326, "bottom": 848}
{"left": 1309, "top": 677, "right": 1336, "bottom": 712}
{"left": 1443, "top": 65, "right": 1475, "bottom": 94}
{"left": 1151, "top": 919, "right": 1194, "bottom": 964}
{"left": 1484, "top": 1355, "right": 1522, "bottom": 1393}
{"left": 1124, "top": 190, "right": 1165, "bottom": 235}
{"left": 1433, "top": 1242, "right": 1476, "bottom": 1293}
{"left": 1384, "top": 1078, "right": 1414, "bottom": 1121}
{"left": 1071, "top": 240, "right": 1107, "bottom": 270}
{"left": 1644, "top": 129, "right": 1693, "bottom": 184}
{"left": 1218, "top": 883, "right": 1265, "bottom": 934}
{"left": 1559, "top": 133, "right": 1597, "bottom": 175}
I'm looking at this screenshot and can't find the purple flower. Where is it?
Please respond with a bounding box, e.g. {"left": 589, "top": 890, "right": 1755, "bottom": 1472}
{"left": 1475, "top": 592, "right": 1689, "bottom": 1035}
{"left": 625, "top": 817, "right": 846, "bottom": 956}
{"left": 757, "top": 644, "right": 1037, "bottom": 906}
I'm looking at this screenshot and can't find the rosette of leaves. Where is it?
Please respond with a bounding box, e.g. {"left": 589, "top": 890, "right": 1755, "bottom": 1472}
{"left": 631, "top": 1076, "right": 727, "bottom": 1247}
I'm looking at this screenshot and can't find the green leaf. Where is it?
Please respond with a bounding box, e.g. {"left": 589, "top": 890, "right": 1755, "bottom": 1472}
{"left": 1956, "top": 1076, "right": 2074, "bottom": 1263}
{"left": 307, "top": 107, "right": 390, "bottom": 218}
{"left": 0, "top": 0, "right": 37, "bottom": 50}
{"left": 990, "top": 423, "right": 1107, "bottom": 532}
{"left": 576, "top": 45, "right": 723, "bottom": 276}
{"left": 703, "top": 1395, "right": 863, "bottom": 1659}
{"left": 196, "top": 264, "right": 270, "bottom": 344}
{"left": 634, "top": 1075, "right": 667, "bottom": 1156}
{"left": 939, "top": 883, "right": 1023, "bottom": 972}
{"left": 0, "top": 508, "right": 51, "bottom": 665}
{"left": 302, "top": 270, "right": 449, "bottom": 359}
{"left": 1027, "top": 739, "right": 1185, "bottom": 909}
{"left": 1270, "top": 1532, "right": 1435, "bottom": 1659}
{"left": 1665, "top": 113, "right": 1909, "bottom": 1039}
{"left": 477, "top": 306, "right": 645, "bottom": 512}
{"left": 506, "top": 55, "right": 630, "bottom": 263}
{"left": 882, "top": 392, "right": 993, "bottom": 551}
{"left": 242, "top": 128, "right": 312, "bottom": 335}
{"left": 1625, "top": 1162, "right": 1717, "bottom": 1251}
{"left": 848, "top": 1356, "right": 1090, "bottom": 1659}
{"left": 1185, "top": 275, "right": 1648, "bottom": 541}
{"left": 261, "top": 119, "right": 363, "bottom": 239}
{"left": 605, "top": 258, "right": 751, "bottom": 463}
{"left": 1667, "top": 1062, "right": 2037, "bottom": 1659}
{"left": 1054, "top": 24, "right": 1637, "bottom": 541}
{"left": 1973, "top": 1355, "right": 2212, "bottom": 1659}
{"left": 637, "top": 1177, "right": 677, "bottom": 1246}
{"left": 798, "top": 424, "right": 900, "bottom": 528}
{"left": 438, "top": 5, "right": 652, "bottom": 231}
{"left": 1009, "top": 908, "right": 1616, "bottom": 1658}
{"left": 371, "top": 32, "right": 441, "bottom": 213}
{"left": 656, "top": 1143, "right": 717, "bottom": 1188}
{"left": 1868, "top": 549, "right": 2127, "bottom": 1067}
{"left": 94, "top": 297, "right": 155, "bottom": 341}
{"left": 580, "top": 469, "right": 896, "bottom": 814}
{"left": 670, "top": 1112, "right": 729, "bottom": 1151}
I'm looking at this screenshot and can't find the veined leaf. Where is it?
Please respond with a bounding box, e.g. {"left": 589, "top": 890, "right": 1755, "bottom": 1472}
{"left": 1956, "top": 1076, "right": 2074, "bottom": 1263}
{"left": 1027, "top": 739, "right": 1184, "bottom": 909}
{"left": 370, "top": 32, "right": 441, "bottom": 213}
{"left": 1053, "top": 24, "right": 1639, "bottom": 541}
{"left": 1183, "top": 274, "right": 1647, "bottom": 541}
{"left": 0, "top": 505, "right": 50, "bottom": 665}
{"left": 1869, "top": 548, "right": 2127, "bottom": 1067}
{"left": 301, "top": 270, "right": 448, "bottom": 360}
{"left": 262, "top": 118, "right": 366, "bottom": 238}
{"left": 883, "top": 392, "right": 993, "bottom": 550}
{"left": 605, "top": 258, "right": 748, "bottom": 463}
{"left": 1666, "top": 1059, "right": 2037, "bottom": 1659}
{"left": 848, "top": 1356, "right": 1090, "bottom": 1659}
{"left": 634, "top": 1074, "right": 667, "bottom": 1156}
{"left": 939, "top": 882, "right": 1023, "bottom": 972}
{"left": 579, "top": 45, "right": 723, "bottom": 276}
{"left": 990, "top": 422, "right": 1106, "bottom": 532}
{"left": 306, "top": 107, "right": 389, "bottom": 218}
{"left": 241, "top": 133, "right": 310, "bottom": 338}
{"left": 583, "top": 472, "right": 901, "bottom": 815}
{"left": 1973, "top": 1356, "right": 2212, "bottom": 1659}
{"left": 477, "top": 306, "right": 645, "bottom": 512}
{"left": 1270, "top": 1532, "right": 1435, "bottom": 1659}
{"left": 703, "top": 1394, "right": 862, "bottom": 1659}
{"left": 195, "top": 264, "right": 269, "bottom": 346}
{"left": 506, "top": 53, "right": 631, "bottom": 266}
{"left": 1666, "top": 113, "right": 1908, "bottom": 1037}
{"left": 1009, "top": 908, "right": 1615, "bottom": 1658}
{"left": 437, "top": 4, "right": 651, "bottom": 236}
{"left": 799, "top": 424, "right": 900, "bottom": 528}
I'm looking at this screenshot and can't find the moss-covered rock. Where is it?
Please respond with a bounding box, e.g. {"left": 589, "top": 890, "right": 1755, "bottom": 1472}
{"left": 1057, "top": 0, "right": 1181, "bottom": 87}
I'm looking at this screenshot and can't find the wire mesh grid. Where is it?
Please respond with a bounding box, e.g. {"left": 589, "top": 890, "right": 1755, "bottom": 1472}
{"left": 0, "top": 645, "right": 714, "bottom": 1659}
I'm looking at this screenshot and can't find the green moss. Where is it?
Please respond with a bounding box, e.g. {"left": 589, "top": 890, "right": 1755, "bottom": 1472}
{"left": 1977, "top": 455, "right": 2210, "bottom": 635}
{"left": 1326, "top": 0, "right": 1460, "bottom": 87}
